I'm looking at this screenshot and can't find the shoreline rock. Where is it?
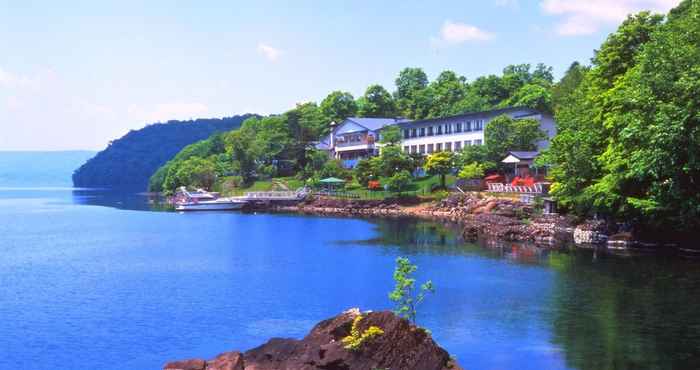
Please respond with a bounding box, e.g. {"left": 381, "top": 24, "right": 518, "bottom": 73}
{"left": 244, "top": 193, "right": 678, "bottom": 252}
{"left": 164, "top": 309, "right": 462, "bottom": 370}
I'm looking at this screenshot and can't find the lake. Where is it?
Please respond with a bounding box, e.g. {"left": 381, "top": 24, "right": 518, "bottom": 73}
{"left": 1, "top": 152, "right": 700, "bottom": 370}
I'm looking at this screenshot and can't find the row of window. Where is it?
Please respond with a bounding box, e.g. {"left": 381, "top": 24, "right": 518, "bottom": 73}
{"left": 402, "top": 120, "right": 485, "bottom": 139}
{"left": 403, "top": 139, "right": 483, "bottom": 155}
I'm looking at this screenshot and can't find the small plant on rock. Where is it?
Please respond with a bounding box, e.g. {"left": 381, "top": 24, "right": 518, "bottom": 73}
{"left": 342, "top": 315, "right": 385, "bottom": 351}
{"left": 388, "top": 257, "right": 434, "bottom": 324}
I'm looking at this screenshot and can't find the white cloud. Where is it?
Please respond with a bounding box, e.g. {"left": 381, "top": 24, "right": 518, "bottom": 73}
{"left": 257, "top": 43, "right": 282, "bottom": 61}
{"left": 0, "top": 66, "right": 46, "bottom": 90}
{"left": 432, "top": 20, "right": 495, "bottom": 47}
{"left": 541, "top": 0, "right": 681, "bottom": 36}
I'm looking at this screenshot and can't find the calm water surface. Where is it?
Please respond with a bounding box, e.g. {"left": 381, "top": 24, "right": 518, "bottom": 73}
{"left": 1, "top": 187, "right": 700, "bottom": 370}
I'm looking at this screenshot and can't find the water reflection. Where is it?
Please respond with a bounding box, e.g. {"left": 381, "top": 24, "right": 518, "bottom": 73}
{"left": 350, "top": 218, "right": 700, "bottom": 370}
{"left": 64, "top": 191, "right": 700, "bottom": 369}
{"left": 71, "top": 189, "right": 169, "bottom": 211}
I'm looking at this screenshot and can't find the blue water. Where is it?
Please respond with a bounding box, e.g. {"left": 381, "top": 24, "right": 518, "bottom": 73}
{"left": 2, "top": 153, "right": 700, "bottom": 370}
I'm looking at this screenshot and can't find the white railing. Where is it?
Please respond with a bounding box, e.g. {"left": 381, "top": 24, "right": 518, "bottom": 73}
{"left": 243, "top": 188, "right": 309, "bottom": 200}
{"left": 487, "top": 182, "right": 544, "bottom": 194}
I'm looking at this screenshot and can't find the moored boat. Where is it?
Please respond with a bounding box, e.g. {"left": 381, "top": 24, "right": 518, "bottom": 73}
{"left": 175, "top": 198, "right": 247, "bottom": 211}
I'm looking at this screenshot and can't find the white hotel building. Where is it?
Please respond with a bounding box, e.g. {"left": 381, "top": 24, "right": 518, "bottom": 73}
{"left": 319, "top": 107, "right": 556, "bottom": 167}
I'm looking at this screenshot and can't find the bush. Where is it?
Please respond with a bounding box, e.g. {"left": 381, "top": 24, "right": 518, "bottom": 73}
{"left": 458, "top": 162, "right": 485, "bottom": 179}
{"left": 386, "top": 170, "right": 412, "bottom": 193}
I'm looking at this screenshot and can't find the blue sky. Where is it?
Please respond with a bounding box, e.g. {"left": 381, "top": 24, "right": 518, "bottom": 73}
{"left": 0, "top": 0, "right": 680, "bottom": 150}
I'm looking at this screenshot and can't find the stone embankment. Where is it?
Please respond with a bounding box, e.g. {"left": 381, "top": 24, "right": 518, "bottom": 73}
{"left": 250, "top": 193, "right": 579, "bottom": 246}
{"left": 164, "top": 309, "right": 461, "bottom": 370}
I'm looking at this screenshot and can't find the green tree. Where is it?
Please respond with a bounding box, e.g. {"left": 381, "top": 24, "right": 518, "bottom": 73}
{"left": 357, "top": 84, "right": 397, "bottom": 117}
{"left": 458, "top": 162, "right": 485, "bottom": 180}
{"left": 426, "top": 70, "right": 467, "bottom": 118}
{"left": 424, "top": 151, "right": 454, "bottom": 188}
{"left": 379, "top": 125, "right": 402, "bottom": 145}
{"left": 386, "top": 170, "right": 412, "bottom": 193}
{"left": 320, "top": 91, "right": 358, "bottom": 125}
{"left": 354, "top": 158, "right": 378, "bottom": 187}
{"left": 374, "top": 145, "right": 413, "bottom": 177}
{"left": 551, "top": 61, "right": 589, "bottom": 112}
{"left": 541, "top": 10, "right": 668, "bottom": 222}
{"left": 484, "top": 115, "right": 546, "bottom": 164}
{"left": 394, "top": 67, "right": 429, "bottom": 119}
{"left": 319, "top": 159, "right": 349, "bottom": 179}
{"left": 504, "top": 83, "right": 553, "bottom": 113}
{"left": 388, "top": 257, "right": 434, "bottom": 324}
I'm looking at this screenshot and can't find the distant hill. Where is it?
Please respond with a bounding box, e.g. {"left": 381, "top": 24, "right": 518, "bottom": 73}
{"left": 0, "top": 151, "right": 96, "bottom": 187}
{"left": 72, "top": 115, "right": 256, "bottom": 189}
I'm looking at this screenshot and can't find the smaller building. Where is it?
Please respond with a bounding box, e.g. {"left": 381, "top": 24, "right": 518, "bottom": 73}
{"left": 502, "top": 151, "right": 540, "bottom": 178}
{"left": 326, "top": 117, "right": 409, "bottom": 167}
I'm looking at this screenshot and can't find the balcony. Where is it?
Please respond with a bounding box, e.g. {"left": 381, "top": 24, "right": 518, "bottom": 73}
{"left": 335, "top": 135, "right": 375, "bottom": 151}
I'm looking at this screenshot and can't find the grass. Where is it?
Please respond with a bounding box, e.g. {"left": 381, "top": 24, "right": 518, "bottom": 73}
{"left": 219, "top": 176, "right": 305, "bottom": 196}
{"left": 327, "top": 175, "right": 457, "bottom": 201}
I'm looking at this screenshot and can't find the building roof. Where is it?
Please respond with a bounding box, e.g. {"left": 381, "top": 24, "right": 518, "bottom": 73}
{"left": 314, "top": 135, "right": 331, "bottom": 150}
{"left": 395, "top": 107, "right": 541, "bottom": 127}
{"left": 507, "top": 151, "right": 540, "bottom": 160}
{"left": 345, "top": 117, "right": 411, "bottom": 131}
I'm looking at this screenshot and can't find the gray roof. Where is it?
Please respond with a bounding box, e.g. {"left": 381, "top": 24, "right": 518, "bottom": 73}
{"left": 346, "top": 117, "right": 411, "bottom": 131}
{"left": 314, "top": 135, "right": 331, "bottom": 150}
{"left": 507, "top": 151, "right": 540, "bottom": 160}
{"left": 395, "top": 107, "right": 541, "bottom": 127}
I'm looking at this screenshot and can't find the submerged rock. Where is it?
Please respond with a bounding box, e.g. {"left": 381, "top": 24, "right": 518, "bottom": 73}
{"left": 163, "top": 309, "right": 461, "bottom": 370}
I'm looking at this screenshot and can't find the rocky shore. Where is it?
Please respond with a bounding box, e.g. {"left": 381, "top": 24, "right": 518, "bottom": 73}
{"left": 164, "top": 309, "right": 462, "bottom": 370}
{"left": 247, "top": 193, "right": 630, "bottom": 248}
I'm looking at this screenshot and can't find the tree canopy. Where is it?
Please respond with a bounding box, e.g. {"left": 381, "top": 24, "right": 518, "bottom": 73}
{"left": 542, "top": 2, "right": 700, "bottom": 235}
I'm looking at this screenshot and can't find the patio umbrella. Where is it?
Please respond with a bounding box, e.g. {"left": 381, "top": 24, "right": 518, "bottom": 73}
{"left": 319, "top": 177, "right": 346, "bottom": 193}
{"left": 319, "top": 177, "right": 346, "bottom": 184}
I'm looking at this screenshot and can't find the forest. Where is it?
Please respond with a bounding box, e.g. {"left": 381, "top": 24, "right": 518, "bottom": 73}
{"left": 72, "top": 115, "right": 256, "bottom": 189}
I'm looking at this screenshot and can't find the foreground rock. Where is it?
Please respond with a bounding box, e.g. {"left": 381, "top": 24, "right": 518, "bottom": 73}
{"left": 164, "top": 309, "right": 461, "bottom": 370}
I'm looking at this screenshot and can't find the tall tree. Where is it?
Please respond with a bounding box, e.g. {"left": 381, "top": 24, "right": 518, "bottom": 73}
{"left": 426, "top": 70, "right": 467, "bottom": 118}
{"left": 551, "top": 61, "right": 589, "bottom": 112}
{"left": 320, "top": 91, "right": 358, "bottom": 126}
{"left": 394, "top": 67, "right": 429, "bottom": 119}
{"left": 357, "top": 84, "right": 397, "bottom": 117}
{"left": 542, "top": 9, "right": 686, "bottom": 231}
{"left": 485, "top": 115, "right": 546, "bottom": 164}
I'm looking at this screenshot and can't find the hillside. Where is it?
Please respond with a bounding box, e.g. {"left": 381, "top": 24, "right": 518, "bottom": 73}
{"left": 72, "top": 115, "right": 256, "bottom": 189}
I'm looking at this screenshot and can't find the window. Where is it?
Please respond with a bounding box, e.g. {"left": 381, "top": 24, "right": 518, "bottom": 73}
{"left": 411, "top": 128, "right": 417, "bottom": 138}
{"left": 474, "top": 139, "right": 483, "bottom": 145}
{"left": 455, "top": 123, "right": 462, "bottom": 133}
{"left": 437, "top": 125, "right": 442, "bottom": 135}
{"left": 419, "top": 144, "right": 426, "bottom": 154}
{"left": 465, "top": 121, "right": 472, "bottom": 131}
{"left": 403, "top": 146, "right": 409, "bottom": 153}
{"left": 446, "top": 124, "right": 452, "bottom": 134}
{"left": 454, "top": 141, "right": 462, "bottom": 151}
{"left": 427, "top": 144, "right": 434, "bottom": 153}
{"left": 436, "top": 143, "right": 442, "bottom": 152}
{"left": 445, "top": 142, "right": 452, "bottom": 151}
{"left": 427, "top": 126, "right": 434, "bottom": 136}
{"left": 403, "top": 129, "right": 410, "bottom": 139}
{"left": 464, "top": 140, "right": 472, "bottom": 146}
{"left": 411, "top": 145, "right": 417, "bottom": 154}
{"left": 475, "top": 120, "right": 483, "bottom": 131}
{"left": 419, "top": 127, "right": 425, "bottom": 137}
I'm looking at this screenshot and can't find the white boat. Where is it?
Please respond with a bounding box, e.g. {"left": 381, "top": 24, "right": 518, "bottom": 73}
{"left": 174, "top": 187, "right": 246, "bottom": 211}
{"left": 176, "top": 198, "right": 247, "bottom": 211}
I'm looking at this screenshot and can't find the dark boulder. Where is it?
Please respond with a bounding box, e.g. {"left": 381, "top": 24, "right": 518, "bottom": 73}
{"left": 164, "top": 309, "right": 461, "bottom": 370}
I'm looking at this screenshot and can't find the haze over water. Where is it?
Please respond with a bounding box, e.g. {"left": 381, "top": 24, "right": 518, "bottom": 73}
{"left": 1, "top": 152, "right": 699, "bottom": 370}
